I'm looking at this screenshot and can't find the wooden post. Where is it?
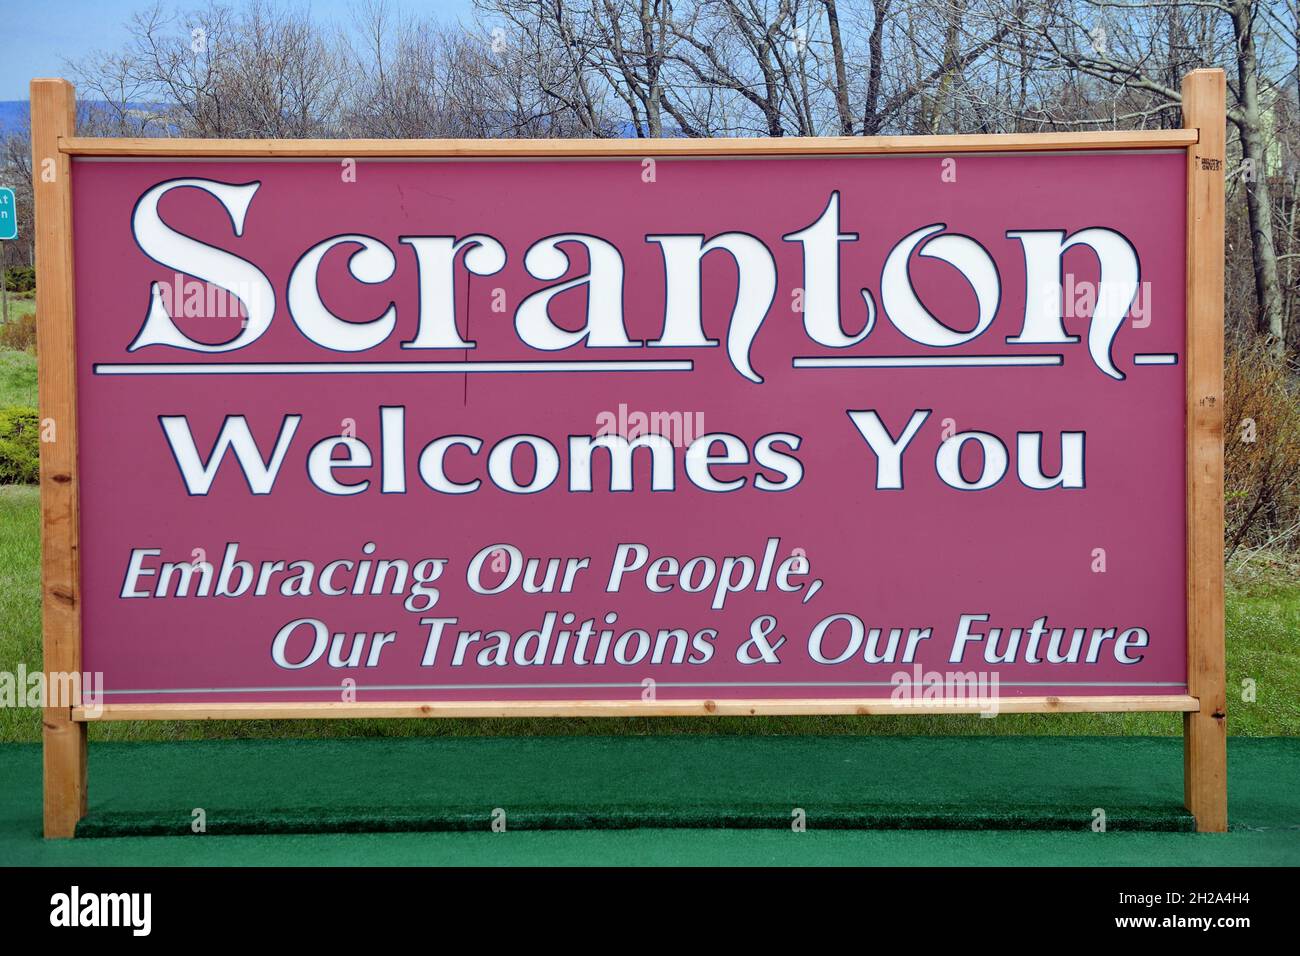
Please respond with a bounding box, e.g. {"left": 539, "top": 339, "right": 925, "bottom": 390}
{"left": 32, "top": 78, "right": 86, "bottom": 839}
{"left": 1181, "top": 69, "right": 1228, "bottom": 833}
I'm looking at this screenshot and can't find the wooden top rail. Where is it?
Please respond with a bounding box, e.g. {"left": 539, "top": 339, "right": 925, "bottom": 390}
{"left": 59, "top": 129, "right": 1198, "bottom": 159}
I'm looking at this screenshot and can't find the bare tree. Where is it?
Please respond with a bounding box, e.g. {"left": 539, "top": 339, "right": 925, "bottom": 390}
{"left": 69, "top": 0, "right": 351, "bottom": 138}
{"left": 1012, "top": 0, "right": 1293, "bottom": 357}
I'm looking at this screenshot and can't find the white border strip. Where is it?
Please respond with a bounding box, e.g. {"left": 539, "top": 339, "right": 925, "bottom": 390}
{"left": 94, "top": 680, "right": 1189, "bottom": 696}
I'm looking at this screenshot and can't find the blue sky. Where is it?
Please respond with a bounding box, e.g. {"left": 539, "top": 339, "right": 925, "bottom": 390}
{"left": 1, "top": 0, "right": 477, "bottom": 100}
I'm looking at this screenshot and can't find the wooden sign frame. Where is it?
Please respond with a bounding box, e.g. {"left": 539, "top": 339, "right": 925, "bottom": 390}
{"left": 31, "top": 71, "right": 1227, "bottom": 837}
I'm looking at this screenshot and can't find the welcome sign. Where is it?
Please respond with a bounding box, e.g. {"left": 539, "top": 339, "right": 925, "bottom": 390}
{"left": 33, "top": 74, "right": 1228, "bottom": 835}
{"left": 73, "top": 150, "right": 1188, "bottom": 708}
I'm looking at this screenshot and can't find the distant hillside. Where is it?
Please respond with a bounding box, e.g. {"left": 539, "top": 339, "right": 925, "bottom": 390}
{"left": 0, "top": 101, "right": 170, "bottom": 137}
{"left": 0, "top": 100, "right": 654, "bottom": 139}
{"left": 0, "top": 102, "right": 28, "bottom": 135}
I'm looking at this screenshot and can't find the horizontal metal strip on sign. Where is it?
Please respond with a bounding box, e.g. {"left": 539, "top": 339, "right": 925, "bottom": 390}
{"left": 59, "top": 129, "right": 1198, "bottom": 158}
{"left": 72, "top": 696, "right": 1201, "bottom": 720}
{"left": 87, "top": 681, "right": 1191, "bottom": 695}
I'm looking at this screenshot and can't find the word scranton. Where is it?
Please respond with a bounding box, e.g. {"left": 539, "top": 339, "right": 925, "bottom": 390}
{"left": 127, "top": 179, "right": 1142, "bottom": 381}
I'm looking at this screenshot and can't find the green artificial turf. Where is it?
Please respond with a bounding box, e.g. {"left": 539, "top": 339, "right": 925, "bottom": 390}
{"left": 12, "top": 826, "right": 1300, "bottom": 867}
{"left": 72, "top": 735, "right": 1199, "bottom": 836}
{"left": 2, "top": 736, "right": 1299, "bottom": 864}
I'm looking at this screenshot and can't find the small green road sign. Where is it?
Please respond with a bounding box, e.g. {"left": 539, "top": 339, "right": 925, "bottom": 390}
{"left": 0, "top": 188, "right": 16, "bottom": 240}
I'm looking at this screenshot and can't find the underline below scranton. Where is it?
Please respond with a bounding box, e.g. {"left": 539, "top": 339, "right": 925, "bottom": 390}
{"left": 91, "top": 354, "right": 1178, "bottom": 375}
{"left": 93, "top": 359, "right": 694, "bottom": 375}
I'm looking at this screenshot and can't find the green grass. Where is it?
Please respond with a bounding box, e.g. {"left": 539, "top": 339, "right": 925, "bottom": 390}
{"left": 0, "top": 349, "right": 36, "bottom": 407}
{"left": 0, "top": 485, "right": 41, "bottom": 743}
{"left": 2, "top": 296, "right": 35, "bottom": 318}
{"left": 1222, "top": 569, "right": 1300, "bottom": 735}
{"left": 1, "top": 483, "right": 1297, "bottom": 742}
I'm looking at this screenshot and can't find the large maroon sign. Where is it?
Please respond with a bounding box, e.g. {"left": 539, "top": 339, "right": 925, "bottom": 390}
{"left": 71, "top": 150, "right": 1187, "bottom": 706}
